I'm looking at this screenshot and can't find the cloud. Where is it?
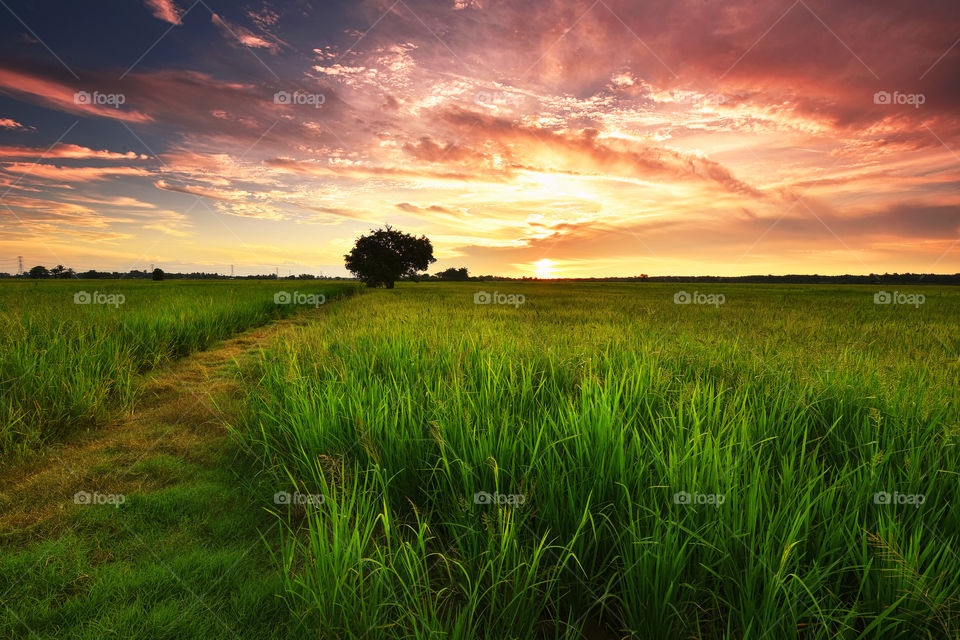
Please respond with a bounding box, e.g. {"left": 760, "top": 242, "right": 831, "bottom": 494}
{"left": 143, "top": 0, "right": 182, "bottom": 25}
{"left": 432, "top": 108, "right": 767, "bottom": 198}
{"left": 211, "top": 13, "right": 286, "bottom": 54}
{"left": 0, "top": 66, "right": 154, "bottom": 123}
{"left": 0, "top": 144, "right": 146, "bottom": 160}
{"left": 153, "top": 179, "right": 250, "bottom": 202}
{"left": 264, "top": 157, "right": 488, "bottom": 182}
{"left": 0, "top": 118, "right": 31, "bottom": 131}
{"left": 394, "top": 202, "right": 464, "bottom": 224}
{"left": 213, "top": 201, "right": 286, "bottom": 220}
{"left": 401, "top": 137, "right": 486, "bottom": 164}
{"left": 771, "top": 203, "right": 960, "bottom": 240}
{"left": 1, "top": 163, "right": 151, "bottom": 183}
{"left": 62, "top": 195, "right": 158, "bottom": 209}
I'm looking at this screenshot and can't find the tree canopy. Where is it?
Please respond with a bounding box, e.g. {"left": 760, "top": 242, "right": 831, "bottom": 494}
{"left": 344, "top": 226, "right": 435, "bottom": 288}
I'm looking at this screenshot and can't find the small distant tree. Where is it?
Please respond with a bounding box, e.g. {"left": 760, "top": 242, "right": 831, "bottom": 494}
{"left": 436, "top": 267, "right": 469, "bottom": 281}
{"left": 344, "top": 225, "right": 435, "bottom": 288}
{"left": 29, "top": 265, "right": 49, "bottom": 279}
{"left": 152, "top": 268, "right": 165, "bottom": 281}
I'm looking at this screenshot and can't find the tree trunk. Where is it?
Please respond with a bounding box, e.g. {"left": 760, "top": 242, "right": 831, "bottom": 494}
{"left": 386, "top": 280, "right": 395, "bottom": 289}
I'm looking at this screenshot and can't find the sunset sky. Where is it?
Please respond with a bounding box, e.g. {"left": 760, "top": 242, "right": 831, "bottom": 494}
{"left": 1, "top": 0, "right": 958, "bottom": 277}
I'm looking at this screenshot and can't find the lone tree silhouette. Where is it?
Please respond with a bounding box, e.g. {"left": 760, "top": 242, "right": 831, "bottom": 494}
{"left": 344, "top": 225, "right": 435, "bottom": 288}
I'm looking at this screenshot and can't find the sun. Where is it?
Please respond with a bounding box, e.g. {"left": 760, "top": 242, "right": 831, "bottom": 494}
{"left": 533, "top": 259, "right": 558, "bottom": 279}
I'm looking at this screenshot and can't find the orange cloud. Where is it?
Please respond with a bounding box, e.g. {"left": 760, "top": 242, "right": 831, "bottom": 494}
{"left": 1, "top": 163, "right": 151, "bottom": 182}
{"left": 0, "top": 144, "right": 147, "bottom": 160}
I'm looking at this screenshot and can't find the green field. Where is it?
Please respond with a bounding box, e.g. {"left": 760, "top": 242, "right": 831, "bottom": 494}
{"left": 2, "top": 281, "right": 959, "bottom": 638}
{"left": 0, "top": 280, "right": 355, "bottom": 458}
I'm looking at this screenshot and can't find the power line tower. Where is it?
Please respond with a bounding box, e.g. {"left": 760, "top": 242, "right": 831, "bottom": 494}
{"left": 17, "top": 256, "right": 23, "bottom": 276}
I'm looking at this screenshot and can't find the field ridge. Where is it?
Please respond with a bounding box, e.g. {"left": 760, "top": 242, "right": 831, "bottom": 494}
{"left": 0, "top": 307, "right": 328, "bottom": 638}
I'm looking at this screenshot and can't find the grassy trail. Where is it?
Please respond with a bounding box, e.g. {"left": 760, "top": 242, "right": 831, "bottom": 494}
{"left": 0, "top": 310, "right": 323, "bottom": 639}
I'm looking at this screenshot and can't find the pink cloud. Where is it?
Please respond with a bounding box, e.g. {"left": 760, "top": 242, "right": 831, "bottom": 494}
{"left": 0, "top": 118, "right": 31, "bottom": 131}
{"left": 143, "top": 0, "right": 182, "bottom": 25}
{"left": 211, "top": 13, "right": 285, "bottom": 54}
{"left": 0, "top": 67, "right": 154, "bottom": 123}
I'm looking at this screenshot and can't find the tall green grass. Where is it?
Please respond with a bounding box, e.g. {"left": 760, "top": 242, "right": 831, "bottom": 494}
{"left": 238, "top": 282, "right": 960, "bottom": 639}
{"left": 0, "top": 280, "right": 356, "bottom": 457}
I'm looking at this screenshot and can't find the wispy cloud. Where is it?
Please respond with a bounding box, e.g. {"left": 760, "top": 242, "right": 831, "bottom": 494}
{"left": 0, "top": 118, "right": 32, "bottom": 131}
{"left": 143, "top": 0, "right": 183, "bottom": 25}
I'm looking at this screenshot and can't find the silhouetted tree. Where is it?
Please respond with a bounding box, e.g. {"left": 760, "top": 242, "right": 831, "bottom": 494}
{"left": 344, "top": 225, "right": 435, "bottom": 288}
{"left": 152, "top": 268, "right": 165, "bottom": 281}
{"left": 436, "top": 267, "right": 469, "bottom": 281}
{"left": 28, "top": 265, "right": 49, "bottom": 279}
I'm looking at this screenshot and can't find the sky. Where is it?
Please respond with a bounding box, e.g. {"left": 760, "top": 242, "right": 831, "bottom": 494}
{"left": 0, "top": 0, "right": 958, "bottom": 278}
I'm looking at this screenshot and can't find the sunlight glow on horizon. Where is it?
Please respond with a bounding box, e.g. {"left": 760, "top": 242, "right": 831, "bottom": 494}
{"left": 533, "top": 259, "right": 559, "bottom": 279}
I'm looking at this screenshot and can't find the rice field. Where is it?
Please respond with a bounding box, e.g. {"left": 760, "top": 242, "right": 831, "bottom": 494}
{"left": 0, "top": 279, "right": 356, "bottom": 458}
{"left": 236, "top": 282, "right": 960, "bottom": 639}
{"left": 2, "top": 280, "right": 959, "bottom": 638}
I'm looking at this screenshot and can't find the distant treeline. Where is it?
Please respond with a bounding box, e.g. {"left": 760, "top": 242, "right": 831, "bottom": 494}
{"left": 0, "top": 267, "right": 354, "bottom": 280}
{"left": 3, "top": 266, "right": 958, "bottom": 285}
{"left": 547, "top": 274, "right": 960, "bottom": 285}
{"left": 415, "top": 270, "right": 960, "bottom": 284}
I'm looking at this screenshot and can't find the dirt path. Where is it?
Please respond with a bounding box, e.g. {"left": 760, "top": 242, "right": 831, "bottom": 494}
{"left": 0, "top": 309, "right": 328, "bottom": 639}
{"left": 0, "top": 308, "right": 313, "bottom": 540}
